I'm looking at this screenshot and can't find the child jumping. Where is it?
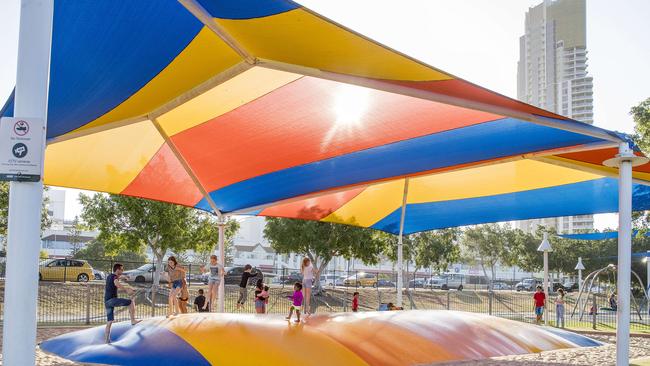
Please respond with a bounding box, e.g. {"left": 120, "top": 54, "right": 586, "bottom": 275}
{"left": 286, "top": 282, "right": 303, "bottom": 323}
{"left": 236, "top": 264, "right": 256, "bottom": 310}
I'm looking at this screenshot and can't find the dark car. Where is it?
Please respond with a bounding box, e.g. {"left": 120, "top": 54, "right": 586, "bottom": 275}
{"left": 551, "top": 282, "right": 565, "bottom": 292}
{"left": 224, "top": 266, "right": 264, "bottom": 285}
{"left": 375, "top": 279, "right": 396, "bottom": 288}
{"left": 280, "top": 271, "right": 303, "bottom": 284}
{"left": 562, "top": 282, "right": 579, "bottom": 292}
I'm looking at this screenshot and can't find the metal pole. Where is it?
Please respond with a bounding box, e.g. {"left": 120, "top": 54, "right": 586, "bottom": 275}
{"left": 217, "top": 218, "right": 226, "bottom": 313}
{"left": 396, "top": 178, "right": 409, "bottom": 308}
{"left": 616, "top": 142, "right": 633, "bottom": 366}
{"left": 2, "top": 1, "right": 53, "bottom": 365}
{"left": 646, "top": 250, "right": 650, "bottom": 304}
{"left": 543, "top": 250, "right": 549, "bottom": 325}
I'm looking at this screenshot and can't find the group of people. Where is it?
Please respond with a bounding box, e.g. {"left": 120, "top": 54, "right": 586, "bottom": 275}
{"left": 102, "top": 255, "right": 330, "bottom": 341}
{"left": 532, "top": 285, "right": 567, "bottom": 327}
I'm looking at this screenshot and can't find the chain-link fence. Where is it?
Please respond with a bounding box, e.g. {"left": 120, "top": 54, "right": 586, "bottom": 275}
{"left": 0, "top": 258, "right": 647, "bottom": 331}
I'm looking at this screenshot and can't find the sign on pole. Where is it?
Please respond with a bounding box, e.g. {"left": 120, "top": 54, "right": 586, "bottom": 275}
{"left": 0, "top": 117, "right": 45, "bottom": 182}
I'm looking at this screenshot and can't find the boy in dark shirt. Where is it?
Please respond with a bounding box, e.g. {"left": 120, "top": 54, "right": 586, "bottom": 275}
{"left": 236, "top": 264, "right": 256, "bottom": 310}
{"left": 194, "top": 289, "right": 209, "bottom": 312}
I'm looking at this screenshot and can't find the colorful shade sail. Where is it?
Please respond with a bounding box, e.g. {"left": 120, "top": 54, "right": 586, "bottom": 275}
{"left": 2, "top": 0, "right": 650, "bottom": 234}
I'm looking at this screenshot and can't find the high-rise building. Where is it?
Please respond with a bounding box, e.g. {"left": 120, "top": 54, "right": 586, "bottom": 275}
{"left": 515, "top": 0, "right": 594, "bottom": 234}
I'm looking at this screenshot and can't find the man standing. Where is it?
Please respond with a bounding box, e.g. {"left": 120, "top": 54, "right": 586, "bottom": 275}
{"left": 105, "top": 263, "right": 140, "bottom": 343}
{"left": 533, "top": 285, "right": 546, "bottom": 325}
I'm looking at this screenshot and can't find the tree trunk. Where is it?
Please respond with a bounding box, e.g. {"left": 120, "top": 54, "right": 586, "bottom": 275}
{"left": 312, "top": 257, "right": 330, "bottom": 295}
{"left": 153, "top": 251, "right": 164, "bottom": 288}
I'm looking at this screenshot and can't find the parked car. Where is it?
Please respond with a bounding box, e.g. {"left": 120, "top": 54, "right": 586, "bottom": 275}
{"left": 39, "top": 259, "right": 94, "bottom": 282}
{"left": 515, "top": 278, "right": 540, "bottom": 292}
{"left": 224, "top": 266, "right": 264, "bottom": 285}
{"left": 491, "top": 282, "right": 511, "bottom": 290}
{"left": 93, "top": 269, "right": 106, "bottom": 281}
{"left": 562, "top": 281, "right": 579, "bottom": 292}
{"left": 429, "top": 274, "right": 464, "bottom": 291}
{"left": 551, "top": 281, "right": 565, "bottom": 292}
{"left": 408, "top": 278, "right": 427, "bottom": 288}
{"left": 374, "top": 279, "right": 395, "bottom": 288}
{"left": 320, "top": 274, "right": 345, "bottom": 287}
{"left": 280, "top": 271, "right": 303, "bottom": 284}
{"left": 123, "top": 263, "right": 165, "bottom": 283}
{"left": 343, "top": 273, "right": 377, "bottom": 287}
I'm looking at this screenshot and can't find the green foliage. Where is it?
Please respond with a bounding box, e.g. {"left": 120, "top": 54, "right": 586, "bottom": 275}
{"left": 462, "top": 224, "right": 523, "bottom": 279}
{"left": 0, "top": 182, "right": 7, "bottom": 237}
{"left": 67, "top": 216, "right": 86, "bottom": 257}
{"left": 0, "top": 182, "right": 51, "bottom": 237}
{"left": 632, "top": 97, "right": 650, "bottom": 153}
{"left": 264, "top": 213, "right": 385, "bottom": 282}
{"left": 379, "top": 229, "right": 460, "bottom": 273}
{"left": 73, "top": 239, "right": 147, "bottom": 270}
{"left": 39, "top": 249, "right": 49, "bottom": 260}
{"left": 80, "top": 193, "right": 238, "bottom": 285}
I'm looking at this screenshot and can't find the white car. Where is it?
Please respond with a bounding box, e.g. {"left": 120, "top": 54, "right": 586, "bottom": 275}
{"left": 320, "top": 274, "right": 345, "bottom": 286}
{"left": 123, "top": 263, "right": 168, "bottom": 283}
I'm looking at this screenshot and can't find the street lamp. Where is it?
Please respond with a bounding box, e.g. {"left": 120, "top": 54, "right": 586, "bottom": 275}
{"left": 575, "top": 257, "right": 585, "bottom": 292}
{"left": 537, "top": 232, "right": 553, "bottom": 325}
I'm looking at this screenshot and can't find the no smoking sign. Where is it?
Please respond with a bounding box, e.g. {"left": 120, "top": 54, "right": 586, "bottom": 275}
{"left": 0, "top": 117, "right": 45, "bottom": 182}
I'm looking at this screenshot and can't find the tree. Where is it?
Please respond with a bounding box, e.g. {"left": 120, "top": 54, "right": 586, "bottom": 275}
{"left": 462, "top": 224, "right": 521, "bottom": 285}
{"left": 67, "top": 216, "right": 85, "bottom": 257}
{"left": 73, "top": 239, "right": 148, "bottom": 271}
{"left": 0, "top": 182, "right": 51, "bottom": 239}
{"left": 80, "top": 193, "right": 238, "bottom": 287}
{"left": 264, "top": 212, "right": 386, "bottom": 291}
{"left": 632, "top": 97, "right": 650, "bottom": 153}
{"left": 380, "top": 229, "right": 460, "bottom": 282}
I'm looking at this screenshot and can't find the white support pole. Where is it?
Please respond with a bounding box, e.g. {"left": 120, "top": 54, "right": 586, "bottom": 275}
{"left": 217, "top": 217, "right": 226, "bottom": 313}
{"left": 396, "top": 178, "right": 409, "bottom": 308}
{"left": 616, "top": 142, "right": 633, "bottom": 366}
{"left": 3, "top": 1, "right": 53, "bottom": 365}
{"left": 543, "top": 251, "right": 549, "bottom": 325}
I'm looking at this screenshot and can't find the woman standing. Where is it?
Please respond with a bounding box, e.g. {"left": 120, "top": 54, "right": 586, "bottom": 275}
{"left": 200, "top": 255, "right": 222, "bottom": 312}
{"left": 555, "top": 288, "right": 565, "bottom": 328}
{"left": 300, "top": 257, "right": 317, "bottom": 315}
{"left": 165, "top": 256, "right": 186, "bottom": 317}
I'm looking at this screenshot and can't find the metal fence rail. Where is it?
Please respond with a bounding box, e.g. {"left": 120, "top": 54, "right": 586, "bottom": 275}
{"left": 0, "top": 258, "right": 646, "bottom": 331}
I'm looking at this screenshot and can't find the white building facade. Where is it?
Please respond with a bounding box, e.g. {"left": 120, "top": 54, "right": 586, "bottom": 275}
{"left": 515, "top": 0, "right": 594, "bottom": 234}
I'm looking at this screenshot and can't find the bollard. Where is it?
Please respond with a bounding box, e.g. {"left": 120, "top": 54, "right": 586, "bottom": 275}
{"left": 446, "top": 291, "right": 450, "bottom": 310}
{"left": 488, "top": 290, "right": 493, "bottom": 316}
{"left": 151, "top": 285, "right": 157, "bottom": 318}
{"left": 85, "top": 283, "right": 91, "bottom": 325}
{"left": 592, "top": 293, "right": 597, "bottom": 330}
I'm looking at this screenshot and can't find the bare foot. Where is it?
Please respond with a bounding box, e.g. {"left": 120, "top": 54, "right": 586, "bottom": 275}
{"left": 131, "top": 319, "right": 141, "bottom": 325}
{"left": 285, "top": 316, "right": 291, "bottom": 320}
{"left": 294, "top": 319, "right": 301, "bottom": 323}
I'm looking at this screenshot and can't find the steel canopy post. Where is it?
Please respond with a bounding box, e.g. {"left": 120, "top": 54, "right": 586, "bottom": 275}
{"left": 2, "top": 1, "right": 53, "bottom": 365}
{"left": 603, "top": 142, "right": 639, "bottom": 366}
{"left": 396, "top": 178, "right": 409, "bottom": 308}
{"left": 217, "top": 216, "right": 226, "bottom": 313}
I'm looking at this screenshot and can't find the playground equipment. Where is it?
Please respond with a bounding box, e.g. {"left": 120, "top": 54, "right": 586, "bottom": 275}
{"left": 571, "top": 264, "right": 648, "bottom": 321}
{"left": 41, "top": 310, "right": 600, "bottom": 366}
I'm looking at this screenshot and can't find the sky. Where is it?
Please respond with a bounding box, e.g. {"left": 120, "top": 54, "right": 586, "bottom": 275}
{"left": 1, "top": 0, "right": 649, "bottom": 229}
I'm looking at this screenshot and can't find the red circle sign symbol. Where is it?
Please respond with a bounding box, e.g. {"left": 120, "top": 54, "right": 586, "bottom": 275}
{"left": 13, "top": 120, "right": 29, "bottom": 136}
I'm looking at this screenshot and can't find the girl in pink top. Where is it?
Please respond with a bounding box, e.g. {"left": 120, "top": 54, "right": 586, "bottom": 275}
{"left": 286, "top": 282, "right": 303, "bottom": 323}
